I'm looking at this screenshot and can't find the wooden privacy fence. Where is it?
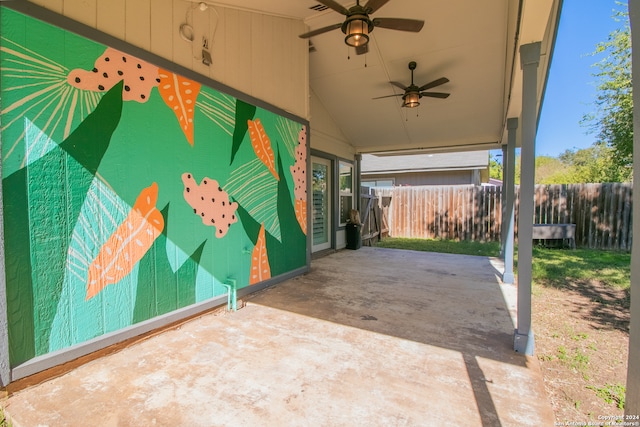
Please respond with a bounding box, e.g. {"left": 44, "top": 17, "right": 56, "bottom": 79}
{"left": 359, "top": 187, "right": 383, "bottom": 246}
{"left": 372, "top": 183, "right": 633, "bottom": 250}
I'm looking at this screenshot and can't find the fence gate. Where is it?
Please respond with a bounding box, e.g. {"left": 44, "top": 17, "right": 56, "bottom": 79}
{"left": 360, "top": 187, "right": 382, "bottom": 246}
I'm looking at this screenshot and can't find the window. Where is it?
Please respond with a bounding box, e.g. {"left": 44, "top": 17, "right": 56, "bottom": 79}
{"left": 339, "top": 161, "right": 354, "bottom": 226}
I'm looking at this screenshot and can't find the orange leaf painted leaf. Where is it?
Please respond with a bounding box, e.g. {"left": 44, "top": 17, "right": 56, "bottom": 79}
{"left": 248, "top": 119, "right": 279, "bottom": 180}
{"left": 295, "top": 199, "right": 307, "bottom": 235}
{"left": 249, "top": 223, "right": 271, "bottom": 285}
{"left": 86, "top": 183, "right": 164, "bottom": 300}
{"left": 158, "top": 69, "right": 201, "bottom": 145}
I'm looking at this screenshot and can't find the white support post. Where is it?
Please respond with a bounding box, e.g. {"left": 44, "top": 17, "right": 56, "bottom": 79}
{"left": 502, "top": 118, "right": 517, "bottom": 285}
{"left": 626, "top": 0, "right": 640, "bottom": 414}
{"left": 514, "top": 42, "right": 541, "bottom": 355}
{"left": 500, "top": 144, "right": 508, "bottom": 258}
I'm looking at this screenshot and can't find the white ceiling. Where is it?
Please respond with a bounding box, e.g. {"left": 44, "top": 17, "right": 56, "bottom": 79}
{"left": 204, "top": 0, "right": 561, "bottom": 154}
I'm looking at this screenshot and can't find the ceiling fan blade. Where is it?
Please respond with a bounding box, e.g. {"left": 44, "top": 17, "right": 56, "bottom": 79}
{"left": 389, "top": 81, "right": 408, "bottom": 91}
{"left": 356, "top": 44, "right": 369, "bottom": 55}
{"left": 372, "top": 18, "right": 424, "bottom": 32}
{"left": 418, "top": 77, "right": 450, "bottom": 91}
{"left": 299, "top": 23, "right": 343, "bottom": 39}
{"left": 372, "top": 93, "right": 404, "bottom": 100}
{"left": 363, "top": 0, "right": 390, "bottom": 14}
{"left": 313, "top": 0, "right": 349, "bottom": 15}
{"left": 420, "top": 92, "right": 450, "bottom": 99}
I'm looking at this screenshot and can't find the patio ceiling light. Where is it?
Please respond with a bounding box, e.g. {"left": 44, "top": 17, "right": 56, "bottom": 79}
{"left": 403, "top": 91, "right": 420, "bottom": 108}
{"left": 342, "top": 14, "right": 371, "bottom": 47}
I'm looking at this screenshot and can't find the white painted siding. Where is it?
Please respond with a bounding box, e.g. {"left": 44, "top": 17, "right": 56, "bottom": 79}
{"left": 309, "top": 90, "right": 354, "bottom": 160}
{"left": 29, "top": 0, "right": 309, "bottom": 119}
{"left": 363, "top": 171, "right": 478, "bottom": 186}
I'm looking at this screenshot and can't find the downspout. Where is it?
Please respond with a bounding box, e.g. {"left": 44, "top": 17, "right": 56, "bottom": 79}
{"left": 355, "top": 154, "right": 362, "bottom": 213}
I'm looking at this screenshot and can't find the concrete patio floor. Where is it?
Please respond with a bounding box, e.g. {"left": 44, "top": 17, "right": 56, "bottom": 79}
{"left": 2, "top": 247, "right": 554, "bottom": 426}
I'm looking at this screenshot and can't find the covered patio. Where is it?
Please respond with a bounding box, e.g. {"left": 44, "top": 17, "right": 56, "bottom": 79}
{"left": 3, "top": 247, "right": 554, "bottom": 426}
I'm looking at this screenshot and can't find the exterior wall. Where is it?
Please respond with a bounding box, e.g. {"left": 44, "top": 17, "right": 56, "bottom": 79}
{"left": 26, "top": 0, "right": 309, "bottom": 120}
{"left": 309, "top": 89, "right": 354, "bottom": 251}
{"left": 363, "top": 170, "right": 478, "bottom": 186}
{"left": 0, "top": 5, "right": 308, "bottom": 375}
{"left": 309, "top": 90, "right": 354, "bottom": 161}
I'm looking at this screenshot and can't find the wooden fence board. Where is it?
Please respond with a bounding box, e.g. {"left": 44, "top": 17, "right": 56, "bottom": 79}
{"left": 372, "top": 183, "right": 632, "bottom": 250}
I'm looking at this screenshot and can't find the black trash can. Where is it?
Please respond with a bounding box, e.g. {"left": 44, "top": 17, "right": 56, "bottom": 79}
{"left": 346, "top": 223, "right": 361, "bottom": 249}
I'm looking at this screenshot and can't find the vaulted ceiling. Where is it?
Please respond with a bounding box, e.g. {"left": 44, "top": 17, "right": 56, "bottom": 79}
{"left": 207, "top": 0, "right": 561, "bottom": 155}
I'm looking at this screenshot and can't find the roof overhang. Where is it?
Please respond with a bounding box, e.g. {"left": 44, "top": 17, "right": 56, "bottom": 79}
{"left": 196, "top": 0, "right": 562, "bottom": 154}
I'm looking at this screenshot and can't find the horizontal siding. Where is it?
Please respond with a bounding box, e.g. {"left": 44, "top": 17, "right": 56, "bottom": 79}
{"left": 364, "top": 171, "right": 474, "bottom": 186}
{"left": 29, "top": 0, "right": 309, "bottom": 119}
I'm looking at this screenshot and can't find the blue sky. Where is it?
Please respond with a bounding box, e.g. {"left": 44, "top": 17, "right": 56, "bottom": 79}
{"left": 534, "top": 0, "right": 627, "bottom": 157}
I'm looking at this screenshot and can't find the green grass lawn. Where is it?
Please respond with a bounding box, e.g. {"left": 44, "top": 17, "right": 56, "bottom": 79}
{"left": 375, "top": 237, "right": 501, "bottom": 257}
{"left": 375, "top": 237, "right": 631, "bottom": 290}
{"left": 376, "top": 237, "right": 631, "bottom": 419}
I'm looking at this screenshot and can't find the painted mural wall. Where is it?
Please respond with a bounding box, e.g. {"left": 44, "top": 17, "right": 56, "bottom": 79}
{"left": 0, "top": 7, "right": 308, "bottom": 368}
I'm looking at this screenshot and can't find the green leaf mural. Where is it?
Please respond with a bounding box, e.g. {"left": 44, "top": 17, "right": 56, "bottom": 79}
{"left": 276, "top": 117, "right": 302, "bottom": 161}
{"left": 49, "top": 176, "right": 132, "bottom": 352}
{"left": 3, "top": 81, "right": 124, "bottom": 365}
{"left": 237, "top": 151, "right": 306, "bottom": 277}
{"left": 230, "top": 100, "right": 256, "bottom": 165}
{"left": 0, "top": 20, "right": 105, "bottom": 178}
{"left": 224, "top": 158, "right": 281, "bottom": 241}
{"left": 196, "top": 89, "right": 235, "bottom": 137}
{"left": 132, "top": 204, "right": 206, "bottom": 323}
{"left": 1, "top": 6, "right": 308, "bottom": 370}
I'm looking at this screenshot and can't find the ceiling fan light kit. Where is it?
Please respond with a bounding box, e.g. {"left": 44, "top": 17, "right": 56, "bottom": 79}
{"left": 373, "top": 61, "right": 450, "bottom": 108}
{"left": 403, "top": 91, "right": 420, "bottom": 108}
{"left": 343, "top": 14, "right": 372, "bottom": 47}
{"left": 299, "top": 0, "right": 424, "bottom": 51}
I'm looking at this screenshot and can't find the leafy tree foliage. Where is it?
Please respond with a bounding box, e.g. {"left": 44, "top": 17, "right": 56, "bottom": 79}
{"left": 535, "top": 156, "right": 569, "bottom": 184}
{"left": 581, "top": 7, "right": 632, "bottom": 176}
{"left": 560, "top": 145, "right": 630, "bottom": 182}
{"left": 533, "top": 145, "right": 630, "bottom": 184}
{"left": 489, "top": 154, "right": 503, "bottom": 180}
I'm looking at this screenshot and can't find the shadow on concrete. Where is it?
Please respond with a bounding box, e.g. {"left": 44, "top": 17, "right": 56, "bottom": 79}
{"left": 246, "top": 247, "right": 549, "bottom": 426}
{"left": 3, "top": 247, "right": 554, "bottom": 427}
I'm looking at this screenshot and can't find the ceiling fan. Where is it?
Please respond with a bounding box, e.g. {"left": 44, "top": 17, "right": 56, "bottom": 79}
{"left": 299, "top": 0, "right": 424, "bottom": 52}
{"left": 373, "top": 61, "right": 450, "bottom": 108}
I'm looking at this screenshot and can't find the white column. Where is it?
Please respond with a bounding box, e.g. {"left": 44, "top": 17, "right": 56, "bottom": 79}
{"left": 502, "top": 118, "right": 517, "bottom": 285}
{"left": 514, "top": 42, "right": 541, "bottom": 355}
{"left": 500, "top": 144, "right": 508, "bottom": 258}
{"left": 626, "top": 0, "right": 640, "bottom": 414}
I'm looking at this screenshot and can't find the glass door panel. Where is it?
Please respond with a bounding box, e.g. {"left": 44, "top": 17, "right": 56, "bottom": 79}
{"left": 312, "top": 157, "right": 331, "bottom": 252}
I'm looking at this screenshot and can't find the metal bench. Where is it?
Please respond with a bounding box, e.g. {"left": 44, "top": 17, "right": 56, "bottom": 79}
{"left": 532, "top": 224, "right": 576, "bottom": 249}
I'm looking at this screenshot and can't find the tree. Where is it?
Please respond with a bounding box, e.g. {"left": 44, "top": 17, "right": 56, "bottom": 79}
{"left": 535, "top": 155, "right": 572, "bottom": 184}
{"left": 489, "top": 153, "right": 502, "bottom": 180}
{"left": 558, "top": 145, "right": 629, "bottom": 182}
{"left": 582, "top": 6, "right": 632, "bottom": 177}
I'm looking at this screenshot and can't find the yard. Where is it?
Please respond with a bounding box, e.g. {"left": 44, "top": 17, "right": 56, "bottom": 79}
{"left": 376, "top": 237, "right": 631, "bottom": 424}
